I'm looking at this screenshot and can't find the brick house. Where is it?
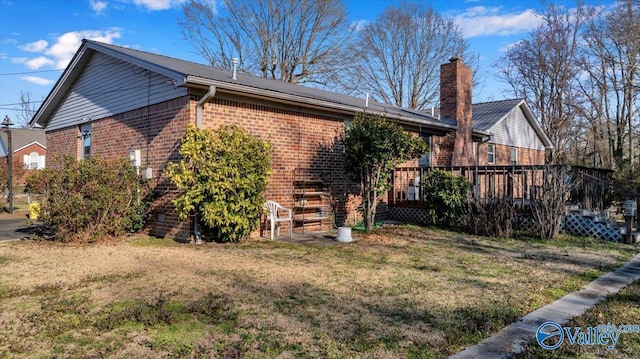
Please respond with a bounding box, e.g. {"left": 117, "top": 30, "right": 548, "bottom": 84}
{"left": 31, "top": 40, "right": 551, "bottom": 241}
{"left": 1, "top": 128, "right": 46, "bottom": 183}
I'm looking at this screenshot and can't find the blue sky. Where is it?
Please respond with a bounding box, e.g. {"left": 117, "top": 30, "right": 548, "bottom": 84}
{"left": 0, "top": 0, "right": 612, "bottom": 125}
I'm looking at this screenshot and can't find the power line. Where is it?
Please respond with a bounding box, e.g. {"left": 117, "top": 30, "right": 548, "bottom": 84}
{"left": 0, "top": 101, "right": 44, "bottom": 107}
{"left": 0, "top": 69, "right": 65, "bottom": 76}
{"left": 1, "top": 60, "right": 140, "bottom": 76}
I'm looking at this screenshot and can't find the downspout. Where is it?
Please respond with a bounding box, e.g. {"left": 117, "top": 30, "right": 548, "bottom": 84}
{"left": 194, "top": 85, "right": 216, "bottom": 244}
{"left": 195, "top": 85, "right": 216, "bottom": 129}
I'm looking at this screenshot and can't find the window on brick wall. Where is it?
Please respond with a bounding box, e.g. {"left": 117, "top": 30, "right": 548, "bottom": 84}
{"left": 510, "top": 147, "right": 518, "bottom": 165}
{"left": 80, "top": 123, "right": 91, "bottom": 159}
{"left": 23, "top": 151, "right": 44, "bottom": 169}
{"left": 29, "top": 152, "right": 39, "bottom": 169}
{"left": 487, "top": 143, "right": 495, "bottom": 164}
{"left": 418, "top": 135, "right": 431, "bottom": 167}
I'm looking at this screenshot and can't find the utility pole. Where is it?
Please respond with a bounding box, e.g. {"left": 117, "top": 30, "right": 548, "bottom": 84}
{"left": 2, "top": 115, "right": 14, "bottom": 214}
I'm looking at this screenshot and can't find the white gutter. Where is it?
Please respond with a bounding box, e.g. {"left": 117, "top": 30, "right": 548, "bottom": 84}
{"left": 186, "top": 76, "right": 462, "bottom": 134}
{"left": 195, "top": 85, "right": 216, "bottom": 129}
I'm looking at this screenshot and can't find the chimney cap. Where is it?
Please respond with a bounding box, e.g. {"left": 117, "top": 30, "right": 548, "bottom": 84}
{"left": 449, "top": 56, "right": 463, "bottom": 63}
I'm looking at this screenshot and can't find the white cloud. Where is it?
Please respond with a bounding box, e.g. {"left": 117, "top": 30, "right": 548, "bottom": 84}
{"left": 498, "top": 40, "right": 523, "bottom": 53}
{"left": 10, "top": 29, "right": 121, "bottom": 72}
{"left": 19, "top": 39, "right": 48, "bottom": 52}
{"left": 350, "top": 19, "right": 368, "bottom": 32}
{"left": 90, "top": 0, "right": 107, "bottom": 13}
{"left": 11, "top": 57, "right": 28, "bottom": 64}
{"left": 21, "top": 75, "right": 54, "bottom": 85}
{"left": 25, "top": 56, "right": 55, "bottom": 70}
{"left": 45, "top": 29, "right": 121, "bottom": 68}
{"left": 132, "top": 0, "right": 187, "bottom": 11}
{"left": 454, "top": 6, "right": 543, "bottom": 38}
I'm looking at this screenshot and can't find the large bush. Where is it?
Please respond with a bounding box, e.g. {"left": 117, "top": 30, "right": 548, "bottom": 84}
{"left": 421, "top": 169, "right": 471, "bottom": 228}
{"left": 25, "top": 156, "right": 150, "bottom": 242}
{"left": 164, "top": 125, "right": 272, "bottom": 242}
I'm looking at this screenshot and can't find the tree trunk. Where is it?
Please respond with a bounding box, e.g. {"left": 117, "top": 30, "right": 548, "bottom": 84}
{"left": 366, "top": 196, "right": 377, "bottom": 233}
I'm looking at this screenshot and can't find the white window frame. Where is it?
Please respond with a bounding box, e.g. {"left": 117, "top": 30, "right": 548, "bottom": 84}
{"left": 29, "top": 151, "right": 39, "bottom": 169}
{"left": 510, "top": 147, "right": 518, "bottom": 165}
{"left": 80, "top": 123, "right": 91, "bottom": 159}
{"left": 487, "top": 143, "right": 495, "bottom": 164}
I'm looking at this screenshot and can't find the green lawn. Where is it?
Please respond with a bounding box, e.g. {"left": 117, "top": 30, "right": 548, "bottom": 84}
{"left": 0, "top": 226, "right": 638, "bottom": 358}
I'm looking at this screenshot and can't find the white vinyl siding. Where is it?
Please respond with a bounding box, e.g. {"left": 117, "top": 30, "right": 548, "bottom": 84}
{"left": 488, "top": 107, "right": 545, "bottom": 151}
{"left": 45, "top": 52, "right": 187, "bottom": 131}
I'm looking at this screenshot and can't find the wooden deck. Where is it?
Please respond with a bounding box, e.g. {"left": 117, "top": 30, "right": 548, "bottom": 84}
{"left": 390, "top": 165, "right": 615, "bottom": 211}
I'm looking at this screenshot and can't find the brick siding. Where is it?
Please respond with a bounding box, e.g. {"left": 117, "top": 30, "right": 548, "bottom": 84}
{"left": 45, "top": 95, "right": 364, "bottom": 241}
{"left": 200, "top": 95, "right": 362, "bottom": 230}
{"left": 440, "top": 58, "right": 474, "bottom": 166}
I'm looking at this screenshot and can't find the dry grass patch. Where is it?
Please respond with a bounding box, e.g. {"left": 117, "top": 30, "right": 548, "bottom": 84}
{"left": 0, "top": 227, "right": 638, "bottom": 358}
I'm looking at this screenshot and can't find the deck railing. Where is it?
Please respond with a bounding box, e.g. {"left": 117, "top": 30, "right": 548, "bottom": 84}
{"left": 390, "top": 165, "right": 614, "bottom": 211}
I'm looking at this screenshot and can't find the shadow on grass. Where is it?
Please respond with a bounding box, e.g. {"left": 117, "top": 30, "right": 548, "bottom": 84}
{"left": 214, "top": 267, "right": 527, "bottom": 357}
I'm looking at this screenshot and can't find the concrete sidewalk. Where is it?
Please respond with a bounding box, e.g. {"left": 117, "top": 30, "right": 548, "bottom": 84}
{"left": 450, "top": 252, "right": 640, "bottom": 359}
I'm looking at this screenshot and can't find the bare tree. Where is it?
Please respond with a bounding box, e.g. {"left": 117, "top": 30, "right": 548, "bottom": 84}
{"left": 530, "top": 166, "right": 575, "bottom": 240}
{"left": 179, "top": 0, "right": 354, "bottom": 86}
{"left": 496, "top": 4, "right": 590, "bottom": 164}
{"left": 348, "top": 2, "right": 476, "bottom": 110}
{"left": 17, "top": 91, "right": 40, "bottom": 127}
{"left": 580, "top": 0, "right": 640, "bottom": 182}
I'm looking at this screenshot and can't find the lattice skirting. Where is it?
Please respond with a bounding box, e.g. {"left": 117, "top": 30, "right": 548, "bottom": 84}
{"left": 389, "top": 206, "right": 623, "bottom": 242}
{"left": 389, "top": 207, "right": 427, "bottom": 225}
{"left": 561, "top": 214, "right": 623, "bottom": 242}
{"left": 514, "top": 214, "right": 540, "bottom": 233}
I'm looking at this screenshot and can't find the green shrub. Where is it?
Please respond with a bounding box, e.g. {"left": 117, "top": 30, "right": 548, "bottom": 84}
{"left": 164, "top": 125, "right": 272, "bottom": 242}
{"left": 25, "top": 156, "right": 150, "bottom": 242}
{"left": 421, "top": 169, "right": 471, "bottom": 228}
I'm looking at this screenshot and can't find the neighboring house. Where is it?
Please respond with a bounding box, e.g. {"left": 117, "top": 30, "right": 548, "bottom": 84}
{"left": 31, "top": 40, "right": 551, "bottom": 241}
{"left": 0, "top": 129, "right": 46, "bottom": 182}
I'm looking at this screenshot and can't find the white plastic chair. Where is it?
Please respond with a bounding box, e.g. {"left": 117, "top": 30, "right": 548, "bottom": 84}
{"left": 264, "top": 200, "right": 293, "bottom": 240}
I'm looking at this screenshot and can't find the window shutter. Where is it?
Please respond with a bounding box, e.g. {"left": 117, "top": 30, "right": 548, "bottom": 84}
{"left": 23, "top": 155, "right": 29, "bottom": 168}
{"left": 39, "top": 155, "right": 46, "bottom": 169}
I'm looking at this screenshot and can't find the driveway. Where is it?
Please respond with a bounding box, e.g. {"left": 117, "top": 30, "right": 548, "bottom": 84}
{"left": 0, "top": 216, "right": 41, "bottom": 241}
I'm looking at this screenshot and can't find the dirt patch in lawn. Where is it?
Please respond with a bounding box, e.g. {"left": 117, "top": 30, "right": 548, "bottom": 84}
{"left": 0, "top": 226, "right": 638, "bottom": 358}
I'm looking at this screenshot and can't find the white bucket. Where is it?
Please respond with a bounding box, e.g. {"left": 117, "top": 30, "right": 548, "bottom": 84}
{"left": 336, "top": 227, "right": 353, "bottom": 242}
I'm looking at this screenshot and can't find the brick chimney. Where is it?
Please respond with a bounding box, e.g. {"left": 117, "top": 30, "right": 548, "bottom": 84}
{"left": 440, "top": 57, "right": 474, "bottom": 166}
